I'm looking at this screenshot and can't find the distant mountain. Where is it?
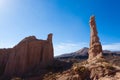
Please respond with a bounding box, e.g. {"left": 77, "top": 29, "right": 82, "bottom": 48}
{"left": 55, "top": 47, "right": 120, "bottom": 59}
{"left": 72, "top": 47, "right": 88, "bottom": 56}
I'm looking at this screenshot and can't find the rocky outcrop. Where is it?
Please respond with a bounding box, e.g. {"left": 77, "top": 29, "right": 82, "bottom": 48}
{"left": 42, "top": 16, "right": 120, "bottom": 80}
{"left": 88, "top": 16, "right": 103, "bottom": 60}
{"left": 0, "top": 33, "right": 54, "bottom": 76}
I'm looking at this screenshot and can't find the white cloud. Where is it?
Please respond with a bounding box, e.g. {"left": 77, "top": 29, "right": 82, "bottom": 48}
{"left": 54, "top": 42, "right": 88, "bottom": 56}
{"left": 54, "top": 42, "right": 120, "bottom": 56}
{"left": 103, "top": 43, "right": 120, "bottom": 51}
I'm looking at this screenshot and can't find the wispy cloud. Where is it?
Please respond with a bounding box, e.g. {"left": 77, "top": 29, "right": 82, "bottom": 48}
{"left": 54, "top": 42, "right": 120, "bottom": 56}
{"left": 103, "top": 43, "right": 120, "bottom": 51}
{"left": 54, "top": 42, "right": 88, "bottom": 56}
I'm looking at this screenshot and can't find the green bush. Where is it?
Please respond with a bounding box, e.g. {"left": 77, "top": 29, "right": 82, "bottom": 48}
{"left": 73, "top": 66, "right": 88, "bottom": 74}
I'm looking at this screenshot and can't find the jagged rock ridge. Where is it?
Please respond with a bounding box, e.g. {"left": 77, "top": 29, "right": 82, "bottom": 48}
{"left": 55, "top": 47, "right": 120, "bottom": 59}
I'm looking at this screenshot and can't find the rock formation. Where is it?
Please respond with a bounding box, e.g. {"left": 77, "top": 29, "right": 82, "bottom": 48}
{"left": 41, "top": 16, "right": 120, "bottom": 80}
{"left": 88, "top": 16, "right": 103, "bottom": 60}
{"left": 0, "top": 33, "right": 54, "bottom": 76}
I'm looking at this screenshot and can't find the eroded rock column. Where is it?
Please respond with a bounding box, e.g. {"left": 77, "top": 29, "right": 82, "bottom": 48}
{"left": 47, "top": 33, "right": 54, "bottom": 61}
{"left": 88, "top": 16, "right": 103, "bottom": 60}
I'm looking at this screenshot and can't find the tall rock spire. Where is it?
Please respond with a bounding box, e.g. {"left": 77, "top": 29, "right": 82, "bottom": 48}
{"left": 88, "top": 16, "right": 103, "bottom": 60}
{"left": 47, "top": 33, "right": 54, "bottom": 61}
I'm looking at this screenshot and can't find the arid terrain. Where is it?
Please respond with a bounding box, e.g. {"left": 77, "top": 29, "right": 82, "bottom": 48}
{"left": 4, "top": 53, "right": 119, "bottom": 80}
{"left": 0, "top": 16, "right": 120, "bottom": 80}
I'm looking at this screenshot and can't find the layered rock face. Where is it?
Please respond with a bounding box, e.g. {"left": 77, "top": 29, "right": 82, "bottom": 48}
{"left": 88, "top": 16, "right": 103, "bottom": 60}
{"left": 0, "top": 33, "right": 54, "bottom": 76}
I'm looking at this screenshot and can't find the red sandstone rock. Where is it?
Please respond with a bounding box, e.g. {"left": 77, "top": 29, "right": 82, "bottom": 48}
{"left": 88, "top": 16, "right": 103, "bottom": 60}
{"left": 0, "top": 34, "right": 54, "bottom": 76}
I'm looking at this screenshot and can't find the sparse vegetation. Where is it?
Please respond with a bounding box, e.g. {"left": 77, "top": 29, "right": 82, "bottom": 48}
{"left": 73, "top": 66, "right": 87, "bottom": 74}
{"left": 103, "top": 63, "right": 115, "bottom": 70}
{"left": 96, "top": 57, "right": 108, "bottom": 63}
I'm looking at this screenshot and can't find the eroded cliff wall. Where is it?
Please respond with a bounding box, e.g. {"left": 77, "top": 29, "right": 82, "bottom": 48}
{"left": 0, "top": 33, "right": 54, "bottom": 76}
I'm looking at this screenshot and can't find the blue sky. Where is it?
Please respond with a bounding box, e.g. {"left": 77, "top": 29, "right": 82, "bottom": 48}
{"left": 0, "top": 0, "right": 120, "bottom": 56}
